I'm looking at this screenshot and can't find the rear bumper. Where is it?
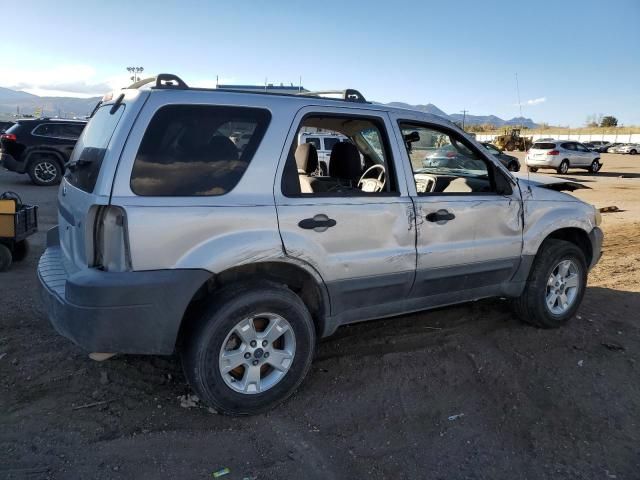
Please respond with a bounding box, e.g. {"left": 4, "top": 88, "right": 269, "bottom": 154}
{"left": 526, "top": 157, "right": 560, "bottom": 168}
{"left": 38, "top": 226, "right": 210, "bottom": 355}
{"left": 0, "top": 152, "right": 25, "bottom": 173}
{"left": 588, "top": 226, "right": 604, "bottom": 270}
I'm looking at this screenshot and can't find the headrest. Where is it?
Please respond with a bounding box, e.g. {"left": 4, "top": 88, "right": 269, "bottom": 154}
{"left": 208, "top": 136, "right": 239, "bottom": 161}
{"left": 330, "top": 142, "right": 361, "bottom": 180}
{"left": 295, "top": 143, "right": 318, "bottom": 174}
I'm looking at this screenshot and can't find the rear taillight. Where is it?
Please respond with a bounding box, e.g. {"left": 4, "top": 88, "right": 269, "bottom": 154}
{"left": 92, "top": 205, "right": 131, "bottom": 271}
{"left": 0, "top": 133, "right": 16, "bottom": 141}
{"left": 547, "top": 150, "right": 560, "bottom": 155}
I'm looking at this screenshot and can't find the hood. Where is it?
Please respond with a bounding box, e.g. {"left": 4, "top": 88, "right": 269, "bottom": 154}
{"left": 513, "top": 173, "right": 590, "bottom": 192}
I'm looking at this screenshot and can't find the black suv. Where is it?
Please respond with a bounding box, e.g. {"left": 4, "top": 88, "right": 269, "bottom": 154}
{"left": 0, "top": 118, "right": 86, "bottom": 185}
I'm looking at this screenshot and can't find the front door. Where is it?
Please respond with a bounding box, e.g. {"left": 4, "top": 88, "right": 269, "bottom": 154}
{"left": 393, "top": 118, "right": 523, "bottom": 299}
{"left": 275, "top": 107, "right": 416, "bottom": 316}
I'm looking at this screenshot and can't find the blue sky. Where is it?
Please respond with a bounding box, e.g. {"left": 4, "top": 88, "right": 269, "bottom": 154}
{"left": 1, "top": 0, "right": 639, "bottom": 126}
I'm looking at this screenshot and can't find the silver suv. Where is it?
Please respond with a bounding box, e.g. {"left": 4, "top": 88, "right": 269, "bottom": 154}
{"left": 526, "top": 141, "right": 602, "bottom": 174}
{"left": 38, "top": 74, "right": 603, "bottom": 415}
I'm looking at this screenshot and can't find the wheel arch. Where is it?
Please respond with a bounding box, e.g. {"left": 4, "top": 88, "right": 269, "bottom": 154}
{"left": 176, "top": 259, "right": 331, "bottom": 350}
{"left": 537, "top": 227, "right": 593, "bottom": 267}
{"left": 25, "top": 148, "right": 65, "bottom": 169}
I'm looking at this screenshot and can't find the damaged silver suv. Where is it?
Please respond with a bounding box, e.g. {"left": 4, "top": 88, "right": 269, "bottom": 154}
{"left": 39, "top": 74, "right": 603, "bottom": 415}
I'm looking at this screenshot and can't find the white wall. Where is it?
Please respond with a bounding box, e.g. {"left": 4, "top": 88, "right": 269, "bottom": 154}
{"left": 476, "top": 133, "right": 640, "bottom": 143}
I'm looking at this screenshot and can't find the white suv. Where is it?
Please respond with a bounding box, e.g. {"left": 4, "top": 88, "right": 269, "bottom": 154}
{"left": 526, "top": 141, "right": 602, "bottom": 174}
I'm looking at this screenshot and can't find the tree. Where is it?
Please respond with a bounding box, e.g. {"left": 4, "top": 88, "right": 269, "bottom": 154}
{"left": 600, "top": 116, "right": 618, "bottom": 127}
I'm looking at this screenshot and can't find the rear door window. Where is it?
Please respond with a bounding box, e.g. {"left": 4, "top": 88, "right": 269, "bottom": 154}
{"left": 64, "top": 105, "right": 126, "bottom": 193}
{"left": 130, "top": 105, "right": 271, "bottom": 196}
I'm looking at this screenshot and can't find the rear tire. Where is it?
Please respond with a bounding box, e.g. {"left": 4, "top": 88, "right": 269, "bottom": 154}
{"left": 28, "top": 155, "right": 62, "bottom": 186}
{"left": 0, "top": 243, "right": 12, "bottom": 272}
{"left": 557, "top": 160, "right": 569, "bottom": 174}
{"left": 181, "top": 280, "right": 316, "bottom": 415}
{"left": 630, "top": 149, "right": 637, "bottom": 155}
{"left": 589, "top": 160, "right": 601, "bottom": 174}
{"left": 508, "top": 162, "right": 519, "bottom": 172}
{"left": 528, "top": 167, "right": 538, "bottom": 173}
{"left": 512, "top": 239, "right": 587, "bottom": 328}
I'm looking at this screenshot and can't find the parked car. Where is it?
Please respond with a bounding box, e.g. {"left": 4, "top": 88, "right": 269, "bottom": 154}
{"left": 606, "top": 143, "right": 627, "bottom": 153}
{"left": 0, "top": 118, "right": 87, "bottom": 185}
{"left": 298, "top": 132, "right": 349, "bottom": 174}
{"left": 480, "top": 142, "right": 520, "bottom": 171}
{"left": 617, "top": 144, "right": 639, "bottom": 155}
{"left": 39, "top": 74, "right": 603, "bottom": 415}
{"left": 526, "top": 141, "right": 602, "bottom": 174}
{"left": 588, "top": 141, "right": 610, "bottom": 151}
{"left": 582, "top": 142, "right": 598, "bottom": 151}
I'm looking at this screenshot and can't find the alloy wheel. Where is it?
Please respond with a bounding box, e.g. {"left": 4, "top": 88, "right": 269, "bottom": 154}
{"left": 218, "top": 313, "right": 296, "bottom": 394}
{"left": 545, "top": 259, "right": 580, "bottom": 315}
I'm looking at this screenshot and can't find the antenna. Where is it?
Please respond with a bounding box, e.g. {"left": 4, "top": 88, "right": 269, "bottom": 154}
{"left": 515, "top": 73, "right": 523, "bottom": 119}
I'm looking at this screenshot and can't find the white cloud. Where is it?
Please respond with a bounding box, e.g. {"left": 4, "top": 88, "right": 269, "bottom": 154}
{"left": 515, "top": 97, "right": 547, "bottom": 107}
{"left": 0, "top": 64, "right": 127, "bottom": 98}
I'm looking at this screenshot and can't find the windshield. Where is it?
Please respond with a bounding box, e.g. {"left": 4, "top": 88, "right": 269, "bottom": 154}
{"left": 64, "top": 104, "right": 125, "bottom": 192}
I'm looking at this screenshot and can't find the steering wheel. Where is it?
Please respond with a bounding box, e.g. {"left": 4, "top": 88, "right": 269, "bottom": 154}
{"left": 357, "top": 164, "right": 386, "bottom": 193}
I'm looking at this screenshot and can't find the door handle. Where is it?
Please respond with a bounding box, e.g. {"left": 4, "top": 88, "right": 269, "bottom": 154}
{"left": 426, "top": 210, "right": 455, "bottom": 223}
{"left": 298, "top": 214, "right": 337, "bottom": 231}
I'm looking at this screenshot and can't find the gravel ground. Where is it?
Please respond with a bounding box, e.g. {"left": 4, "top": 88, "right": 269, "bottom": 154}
{"left": 1, "top": 153, "right": 639, "bottom": 479}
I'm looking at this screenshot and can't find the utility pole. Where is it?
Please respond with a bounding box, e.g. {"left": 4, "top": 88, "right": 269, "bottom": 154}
{"left": 126, "top": 66, "right": 145, "bottom": 84}
{"left": 460, "top": 110, "right": 468, "bottom": 130}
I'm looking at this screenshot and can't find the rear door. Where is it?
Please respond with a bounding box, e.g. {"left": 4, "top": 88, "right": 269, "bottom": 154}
{"left": 275, "top": 106, "right": 416, "bottom": 317}
{"left": 392, "top": 117, "right": 523, "bottom": 300}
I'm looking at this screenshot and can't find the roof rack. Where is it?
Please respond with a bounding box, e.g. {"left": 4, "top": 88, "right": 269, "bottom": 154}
{"left": 298, "top": 89, "right": 367, "bottom": 103}
{"left": 127, "top": 73, "right": 189, "bottom": 90}
{"left": 124, "top": 73, "right": 367, "bottom": 104}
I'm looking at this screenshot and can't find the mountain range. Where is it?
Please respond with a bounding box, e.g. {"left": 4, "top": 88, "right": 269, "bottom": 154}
{"left": 0, "top": 87, "right": 537, "bottom": 128}
{"left": 0, "top": 87, "right": 99, "bottom": 118}
{"left": 386, "top": 102, "right": 537, "bottom": 128}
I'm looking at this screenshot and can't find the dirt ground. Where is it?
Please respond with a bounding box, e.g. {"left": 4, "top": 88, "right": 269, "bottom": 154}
{"left": 1, "top": 153, "right": 639, "bottom": 480}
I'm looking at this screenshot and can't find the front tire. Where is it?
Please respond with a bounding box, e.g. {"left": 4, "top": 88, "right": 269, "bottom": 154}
{"left": 589, "top": 160, "right": 601, "bottom": 174}
{"left": 630, "top": 149, "right": 637, "bottom": 155}
{"left": 508, "top": 162, "right": 519, "bottom": 172}
{"left": 28, "top": 156, "right": 62, "bottom": 186}
{"left": 512, "top": 239, "right": 587, "bottom": 328}
{"left": 181, "top": 281, "right": 316, "bottom": 415}
{"left": 528, "top": 167, "right": 538, "bottom": 173}
{"left": 557, "top": 160, "right": 569, "bottom": 174}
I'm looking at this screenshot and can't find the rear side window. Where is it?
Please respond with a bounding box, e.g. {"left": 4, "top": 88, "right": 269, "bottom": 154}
{"left": 65, "top": 105, "right": 126, "bottom": 193}
{"left": 32, "top": 123, "right": 56, "bottom": 137}
{"left": 131, "top": 105, "right": 271, "bottom": 196}
{"left": 532, "top": 142, "right": 556, "bottom": 150}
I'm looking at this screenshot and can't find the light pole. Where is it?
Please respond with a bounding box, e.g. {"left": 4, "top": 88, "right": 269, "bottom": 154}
{"left": 127, "top": 66, "right": 144, "bottom": 83}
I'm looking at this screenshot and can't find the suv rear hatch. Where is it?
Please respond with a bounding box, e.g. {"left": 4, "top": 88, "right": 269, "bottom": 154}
{"left": 57, "top": 100, "right": 129, "bottom": 269}
{"left": 529, "top": 142, "right": 557, "bottom": 159}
